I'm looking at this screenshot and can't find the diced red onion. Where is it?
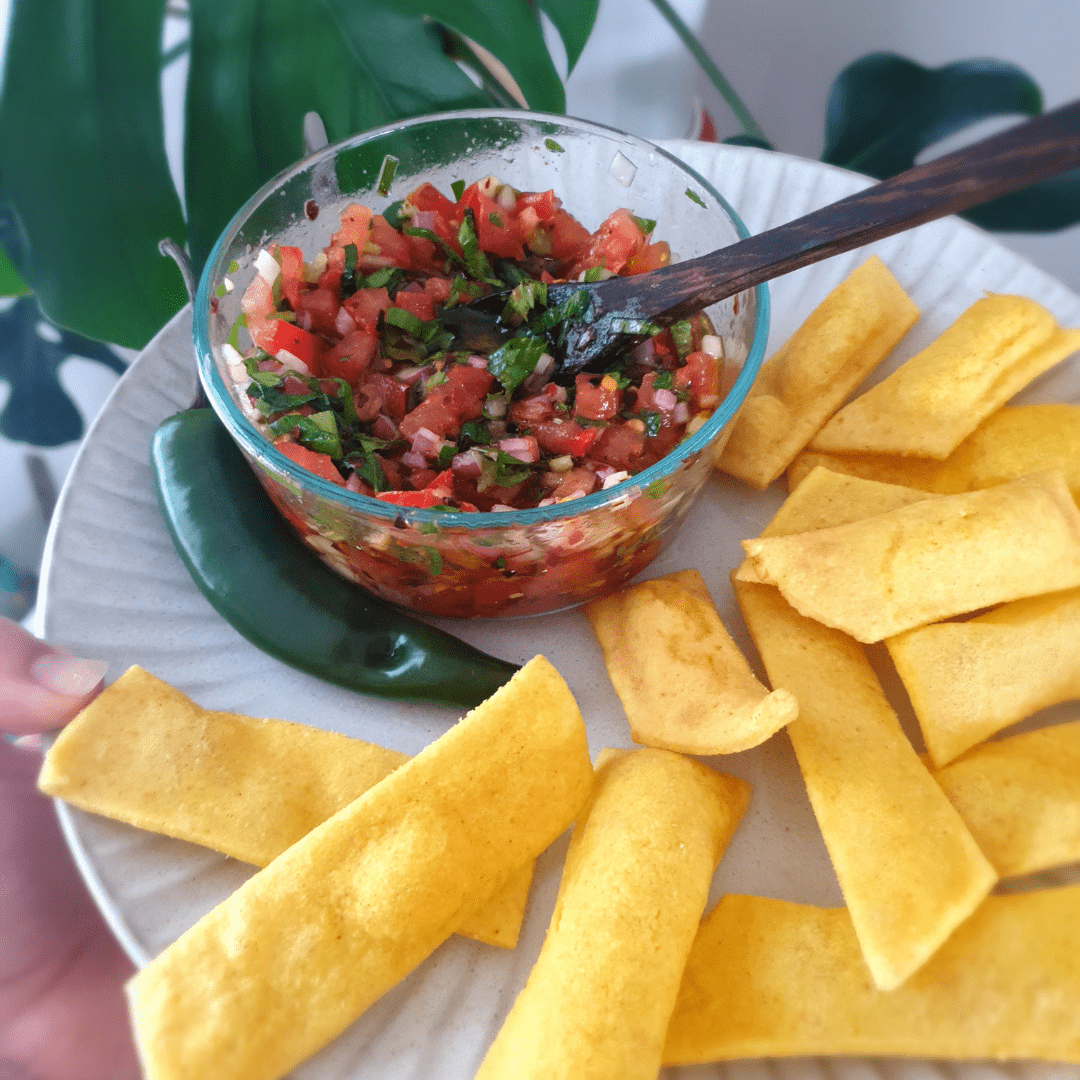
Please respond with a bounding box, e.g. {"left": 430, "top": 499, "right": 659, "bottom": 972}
{"left": 452, "top": 449, "right": 483, "bottom": 477}
{"left": 653, "top": 388, "right": 678, "bottom": 412}
{"left": 396, "top": 365, "right": 431, "bottom": 386}
{"left": 372, "top": 414, "right": 399, "bottom": 441}
{"left": 674, "top": 402, "right": 691, "bottom": 424}
{"left": 412, "top": 210, "right": 437, "bottom": 230}
{"left": 335, "top": 307, "right": 356, "bottom": 335}
{"left": 401, "top": 451, "right": 427, "bottom": 468}
{"left": 467, "top": 354, "right": 488, "bottom": 369}
{"left": 498, "top": 436, "right": 540, "bottom": 463}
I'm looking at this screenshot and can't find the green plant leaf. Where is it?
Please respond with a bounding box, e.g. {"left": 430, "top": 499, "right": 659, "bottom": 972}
{"left": 962, "top": 168, "right": 1080, "bottom": 232}
{"left": 0, "top": 295, "right": 126, "bottom": 446}
{"left": 184, "top": 0, "right": 503, "bottom": 269}
{"left": 822, "top": 53, "right": 1042, "bottom": 178}
{"left": 537, "top": 0, "right": 599, "bottom": 74}
{"left": 402, "top": 0, "right": 565, "bottom": 113}
{"left": 0, "top": 0, "right": 187, "bottom": 347}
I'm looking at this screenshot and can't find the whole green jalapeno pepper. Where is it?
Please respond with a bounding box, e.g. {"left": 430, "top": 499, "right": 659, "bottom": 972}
{"left": 151, "top": 407, "right": 519, "bottom": 708}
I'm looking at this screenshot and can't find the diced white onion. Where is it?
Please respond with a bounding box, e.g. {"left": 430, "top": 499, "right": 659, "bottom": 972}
{"left": 701, "top": 334, "right": 724, "bottom": 358}
{"left": 483, "top": 397, "right": 507, "bottom": 419}
{"left": 496, "top": 184, "right": 516, "bottom": 210}
{"left": 549, "top": 455, "right": 574, "bottom": 473}
{"left": 222, "top": 277, "right": 235, "bottom": 293}
{"left": 686, "top": 412, "right": 709, "bottom": 436}
{"left": 577, "top": 267, "right": 616, "bottom": 282}
{"left": 275, "top": 350, "right": 311, "bottom": 376}
{"left": 255, "top": 248, "right": 280, "bottom": 284}
{"left": 478, "top": 175, "right": 500, "bottom": 199}
{"left": 602, "top": 470, "right": 630, "bottom": 490}
{"left": 222, "top": 342, "right": 244, "bottom": 367}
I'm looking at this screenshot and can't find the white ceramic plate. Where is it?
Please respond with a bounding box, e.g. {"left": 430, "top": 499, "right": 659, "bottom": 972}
{"left": 38, "top": 142, "right": 1080, "bottom": 1080}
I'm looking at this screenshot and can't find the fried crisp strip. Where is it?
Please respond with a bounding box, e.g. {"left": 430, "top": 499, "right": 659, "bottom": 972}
{"left": 126, "top": 656, "right": 593, "bottom": 1080}
{"left": 886, "top": 586, "right": 1080, "bottom": 767}
{"left": 663, "top": 889, "right": 1080, "bottom": 1064}
{"left": 735, "top": 466, "right": 940, "bottom": 583}
{"left": 742, "top": 471, "right": 1080, "bottom": 643}
{"left": 585, "top": 569, "right": 797, "bottom": 754}
{"left": 716, "top": 256, "right": 918, "bottom": 489}
{"left": 38, "top": 665, "right": 532, "bottom": 949}
{"left": 734, "top": 580, "right": 996, "bottom": 991}
{"left": 790, "top": 404, "right": 1080, "bottom": 499}
{"left": 933, "top": 719, "right": 1080, "bottom": 878}
{"left": 475, "top": 748, "right": 749, "bottom": 1080}
{"left": 810, "top": 295, "right": 1080, "bottom": 459}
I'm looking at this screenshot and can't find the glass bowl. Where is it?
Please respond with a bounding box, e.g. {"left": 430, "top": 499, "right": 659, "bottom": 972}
{"left": 194, "top": 110, "right": 769, "bottom": 618}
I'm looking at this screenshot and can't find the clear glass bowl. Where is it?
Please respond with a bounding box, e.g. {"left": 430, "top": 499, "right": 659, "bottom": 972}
{"left": 194, "top": 110, "right": 769, "bottom": 618}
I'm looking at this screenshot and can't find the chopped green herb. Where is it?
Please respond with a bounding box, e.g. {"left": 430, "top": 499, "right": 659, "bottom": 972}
{"left": 481, "top": 450, "right": 532, "bottom": 489}
{"left": 459, "top": 419, "right": 490, "bottom": 446}
{"left": 494, "top": 556, "right": 507, "bottom": 570}
{"left": 450, "top": 179, "right": 465, "bottom": 202}
{"left": 671, "top": 319, "right": 694, "bottom": 358}
{"left": 436, "top": 443, "right": 456, "bottom": 470}
{"left": 544, "top": 138, "right": 565, "bottom": 153}
{"left": 269, "top": 410, "right": 342, "bottom": 459}
{"left": 604, "top": 369, "right": 631, "bottom": 390}
{"left": 632, "top": 215, "right": 657, "bottom": 236}
{"left": 340, "top": 243, "right": 359, "bottom": 296}
{"left": 653, "top": 370, "right": 674, "bottom": 389}
{"left": 226, "top": 312, "right": 247, "bottom": 350}
{"left": 358, "top": 266, "right": 406, "bottom": 297}
{"left": 418, "top": 520, "right": 439, "bottom": 535}
{"left": 505, "top": 279, "right": 547, "bottom": 321}
{"left": 526, "top": 288, "right": 590, "bottom": 336}
{"left": 493, "top": 258, "right": 529, "bottom": 288}
{"left": 228, "top": 259, "right": 240, "bottom": 274}
{"left": 266, "top": 310, "right": 297, "bottom": 323}
{"left": 382, "top": 199, "right": 407, "bottom": 230}
{"left": 582, "top": 266, "right": 606, "bottom": 283}
{"left": 457, "top": 210, "right": 496, "bottom": 282}
{"left": 445, "top": 275, "right": 485, "bottom": 308}
{"left": 215, "top": 283, "right": 227, "bottom": 298}
{"left": 426, "top": 548, "right": 444, "bottom": 575}
{"left": 377, "top": 155, "right": 399, "bottom": 196}
{"left": 685, "top": 188, "right": 706, "bottom": 208}
{"left": 486, "top": 336, "right": 547, "bottom": 394}
{"left": 383, "top": 306, "right": 453, "bottom": 353}
{"left": 641, "top": 411, "right": 662, "bottom": 436}
{"left": 402, "top": 226, "right": 465, "bottom": 269}
{"left": 646, "top": 478, "right": 667, "bottom": 498}
{"left": 611, "top": 317, "right": 661, "bottom": 337}
{"left": 488, "top": 212, "right": 504, "bottom": 229}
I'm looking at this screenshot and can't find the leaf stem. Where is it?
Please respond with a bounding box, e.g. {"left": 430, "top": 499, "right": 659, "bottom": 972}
{"left": 646, "top": 0, "right": 767, "bottom": 143}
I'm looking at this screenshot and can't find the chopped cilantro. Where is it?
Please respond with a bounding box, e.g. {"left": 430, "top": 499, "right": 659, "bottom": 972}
{"left": 227, "top": 259, "right": 240, "bottom": 273}
{"left": 646, "top": 478, "right": 667, "bottom": 498}
{"left": 383, "top": 306, "right": 454, "bottom": 354}
{"left": 426, "top": 549, "right": 444, "bottom": 575}
{"left": 488, "top": 212, "right": 504, "bottom": 229}
{"left": 445, "top": 275, "right": 484, "bottom": 308}
{"left": 505, "top": 279, "right": 547, "bottom": 321}
{"left": 382, "top": 199, "right": 407, "bottom": 230}
{"left": 226, "top": 312, "right": 247, "bottom": 349}
{"left": 215, "top": 283, "right": 227, "bottom": 298}
{"left": 457, "top": 210, "right": 496, "bottom": 282}
{"left": 486, "top": 336, "right": 547, "bottom": 394}
{"left": 359, "top": 266, "right": 405, "bottom": 297}
{"left": 340, "top": 243, "right": 359, "bottom": 296}
{"left": 582, "top": 266, "right": 606, "bottom": 283}
{"left": 641, "top": 411, "right": 662, "bottom": 436}
{"left": 632, "top": 215, "right": 657, "bottom": 236}
{"left": 653, "top": 370, "right": 674, "bottom": 389}
{"left": 402, "top": 226, "right": 465, "bottom": 269}
{"left": 269, "top": 410, "right": 342, "bottom": 459}
{"left": 450, "top": 179, "right": 465, "bottom": 201}
{"left": 544, "top": 138, "right": 565, "bottom": 153}
{"left": 603, "top": 369, "right": 631, "bottom": 390}
{"left": 377, "top": 155, "right": 399, "bottom": 196}
{"left": 481, "top": 450, "right": 532, "bottom": 488}
{"left": 672, "top": 319, "right": 694, "bottom": 358}
{"left": 436, "top": 443, "right": 456, "bottom": 470}
{"left": 685, "top": 188, "right": 706, "bottom": 208}
{"left": 459, "top": 419, "right": 490, "bottom": 447}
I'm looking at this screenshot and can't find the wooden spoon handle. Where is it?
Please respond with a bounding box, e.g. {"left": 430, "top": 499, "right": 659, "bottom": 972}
{"left": 604, "top": 99, "right": 1080, "bottom": 325}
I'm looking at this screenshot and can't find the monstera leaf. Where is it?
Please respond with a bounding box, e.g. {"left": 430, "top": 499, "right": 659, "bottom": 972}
{"left": 823, "top": 53, "right": 1080, "bottom": 231}
{"left": 0, "top": 0, "right": 591, "bottom": 350}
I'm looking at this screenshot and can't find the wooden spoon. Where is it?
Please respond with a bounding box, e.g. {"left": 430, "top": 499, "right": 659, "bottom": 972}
{"left": 483, "top": 98, "right": 1080, "bottom": 376}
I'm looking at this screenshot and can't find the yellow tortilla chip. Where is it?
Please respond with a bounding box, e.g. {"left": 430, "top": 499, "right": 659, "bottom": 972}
{"left": 476, "top": 748, "right": 749, "bottom": 1080}
{"left": 810, "top": 295, "right": 1080, "bottom": 459}
{"left": 735, "top": 466, "right": 940, "bottom": 583}
{"left": 716, "top": 256, "right": 918, "bottom": 488}
{"left": 742, "top": 471, "right": 1080, "bottom": 643}
{"left": 585, "top": 570, "right": 797, "bottom": 754}
{"left": 886, "top": 586, "right": 1080, "bottom": 766}
{"left": 664, "top": 889, "right": 1080, "bottom": 1063}
{"left": 790, "top": 404, "right": 1080, "bottom": 500}
{"left": 933, "top": 718, "right": 1080, "bottom": 878}
{"left": 39, "top": 665, "right": 531, "bottom": 949}
{"left": 734, "top": 579, "right": 995, "bottom": 991}
{"left": 126, "top": 656, "right": 594, "bottom": 1080}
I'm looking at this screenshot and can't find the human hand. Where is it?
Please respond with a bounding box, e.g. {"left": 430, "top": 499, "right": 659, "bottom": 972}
{"left": 1, "top": 618, "right": 141, "bottom": 1080}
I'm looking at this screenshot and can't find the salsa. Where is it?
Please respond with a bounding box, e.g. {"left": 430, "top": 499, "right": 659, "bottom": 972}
{"left": 226, "top": 176, "right": 725, "bottom": 513}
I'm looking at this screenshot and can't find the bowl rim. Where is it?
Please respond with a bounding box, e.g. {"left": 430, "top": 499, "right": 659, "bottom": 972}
{"left": 194, "top": 108, "right": 770, "bottom": 530}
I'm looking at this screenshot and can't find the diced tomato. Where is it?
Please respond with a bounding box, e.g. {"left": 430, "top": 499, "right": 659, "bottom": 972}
{"left": 423, "top": 276, "right": 453, "bottom": 305}
{"left": 392, "top": 286, "right": 435, "bottom": 323}
{"left": 330, "top": 203, "right": 373, "bottom": 249}
{"left": 277, "top": 245, "right": 306, "bottom": 309}
{"left": 514, "top": 189, "right": 558, "bottom": 224}
{"left": 293, "top": 287, "right": 339, "bottom": 337}
{"left": 375, "top": 488, "right": 443, "bottom": 508}
{"left": 533, "top": 419, "right": 598, "bottom": 457}
{"left": 625, "top": 241, "right": 671, "bottom": 276}
{"left": 675, "top": 350, "right": 722, "bottom": 410}
{"left": 322, "top": 328, "right": 377, "bottom": 387}
{"left": 316, "top": 245, "right": 344, "bottom": 294}
{"left": 446, "top": 364, "right": 494, "bottom": 418}
{"left": 424, "top": 468, "right": 455, "bottom": 499}
{"left": 405, "top": 182, "right": 457, "bottom": 218}
{"left": 343, "top": 286, "right": 392, "bottom": 331}
{"left": 568, "top": 208, "right": 648, "bottom": 279}
{"left": 458, "top": 183, "right": 524, "bottom": 260}
{"left": 241, "top": 273, "right": 275, "bottom": 319}
{"left": 259, "top": 320, "right": 325, "bottom": 372}
{"left": 634, "top": 371, "right": 673, "bottom": 413}
{"left": 366, "top": 215, "right": 412, "bottom": 268}
{"left": 274, "top": 439, "right": 344, "bottom": 485}
{"left": 641, "top": 411, "right": 682, "bottom": 464}
{"left": 399, "top": 364, "right": 493, "bottom": 439}
{"left": 508, "top": 393, "right": 555, "bottom": 425}
{"left": 551, "top": 467, "right": 598, "bottom": 500}
{"left": 591, "top": 422, "right": 646, "bottom": 471}
{"left": 548, "top": 209, "right": 591, "bottom": 260}
{"left": 573, "top": 374, "right": 621, "bottom": 421}
{"left": 356, "top": 372, "right": 410, "bottom": 421}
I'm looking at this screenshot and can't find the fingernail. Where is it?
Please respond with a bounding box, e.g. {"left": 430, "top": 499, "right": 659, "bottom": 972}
{"left": 31, "top": 653, "right": 109, "bottom": 696}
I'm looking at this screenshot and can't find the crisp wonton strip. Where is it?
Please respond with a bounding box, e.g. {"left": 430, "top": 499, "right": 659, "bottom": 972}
{"left": 476, "top": 749, "right": 749, "bottom": 1080}
{"left": 126, "top": 656, "right": 593, "bottom": 1080}
{"left": 585, "top": 570, "right": 796, "bottom": 754}
{"left": 664, "top": 889, "right": 1080, "bottom": 1064}
{"left": 790, "top": 404, "right": 1080, "bottom": 500}
{"left": 38, "top": 665, "right": 531, "bottom": 949}
{"left": 810, "top": 294, "right": 1080, "bottom": 459}
{"left": 735, "top": 466, "right": 940, "bottom": 583}
{"left": 934, "top": 719, "right": 1080, "bottom": 878}
{"left": 742, "top": 471, "right": 1080, "bottom": 643}
{"left": 716, "top": 256, "right": 918, "bottom": 488}
{"left": 887, "top": 586, "right": 1080, "bottom": 766}
{"left": 734, "top": 580, "right": 995, "bottom": 991}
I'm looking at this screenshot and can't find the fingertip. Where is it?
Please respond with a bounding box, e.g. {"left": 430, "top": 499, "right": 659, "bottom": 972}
{"left": 31, "top": 654, "right": 109, "bottom": 697}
